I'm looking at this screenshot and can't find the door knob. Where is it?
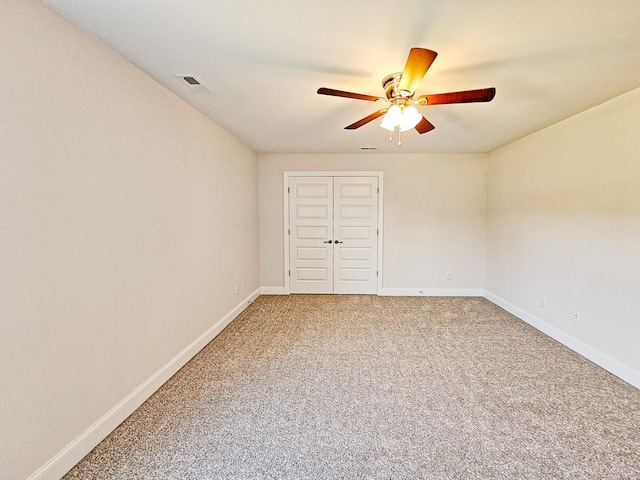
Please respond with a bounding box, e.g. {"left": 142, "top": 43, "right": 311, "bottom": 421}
{"left": 323, "top": 240, "right": 333, "bottom": 244}
{"left": 334, "top": 240, "right": 344, "bottom": 244}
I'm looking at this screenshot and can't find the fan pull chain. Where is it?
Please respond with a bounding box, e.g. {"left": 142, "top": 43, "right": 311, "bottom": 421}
{"left": 398, "top": 127, "right": 402, "bottom": 146}
{"left": 388, "top": 130, "right": 393, "bottom": 142}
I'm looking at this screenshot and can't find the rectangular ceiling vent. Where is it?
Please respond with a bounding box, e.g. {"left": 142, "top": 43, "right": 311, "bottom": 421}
{"left": 176, "top": 74, "right": 211, "bottom": 93}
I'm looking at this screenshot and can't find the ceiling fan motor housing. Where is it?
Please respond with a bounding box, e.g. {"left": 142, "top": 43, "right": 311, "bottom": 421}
{"left": 382, "top": 73, "right": 404, "bottom": 100}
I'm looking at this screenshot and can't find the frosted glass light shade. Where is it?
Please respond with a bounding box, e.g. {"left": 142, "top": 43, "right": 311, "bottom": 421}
{"left": 399, "top": 106, "right": 422, "bottom": 132}
{"left": 380, "top": 105, "right": 402, "bottom": 131}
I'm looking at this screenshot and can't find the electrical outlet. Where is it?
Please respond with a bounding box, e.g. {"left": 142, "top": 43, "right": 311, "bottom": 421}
{"left": 539, "top": 297, "right": 546, "bottom": 309}
{"left": 235, "top": 284, "right": 239, "bottom": 295}
{"left": 573, "top": 311, "right": 581, "bottom": 324}
{"left": 445, "top": 272, "right": 452, "bottom": 280}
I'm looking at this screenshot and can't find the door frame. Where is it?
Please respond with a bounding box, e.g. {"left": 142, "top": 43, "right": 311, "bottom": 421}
{"left": 284, "top": 171, "right": 384, "bottom": 295}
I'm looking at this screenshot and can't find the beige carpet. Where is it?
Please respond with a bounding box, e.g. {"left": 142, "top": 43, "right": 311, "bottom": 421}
{"left": 64, "top": 295, "right": 640, "bottom": 479}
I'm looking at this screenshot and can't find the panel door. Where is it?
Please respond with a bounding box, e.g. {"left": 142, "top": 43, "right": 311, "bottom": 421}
{"left": 289, "top": 177, "right": 334, "bottom": 294}
{"left": 333, "top": 177, "right": 378, "bottom": 294}
{"left": 288, "top": 175, "right": 379, "bottom": 295}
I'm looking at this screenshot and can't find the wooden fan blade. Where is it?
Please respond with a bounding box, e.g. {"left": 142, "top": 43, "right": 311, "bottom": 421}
{"left": 345, "top": 110, "right": 386, "bottom": 130}
{"left": 397, "top": 48, "right": 438, "bottom": 96}
{"left": 418, "top": 88, "right": 496, "bottom": 105}
{"left": 317, "top": 87, "right": 381, "bottom": 102}
{"left": 415, "top": 116, "right": 435, "bottom": 134}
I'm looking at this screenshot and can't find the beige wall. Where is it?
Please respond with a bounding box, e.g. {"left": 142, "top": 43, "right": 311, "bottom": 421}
{"left": 259, "top": 154, "right": 488, "bottom": 293}
{"left": 0, "top": 1, "right": 259, "bottom": 478}
{"left": 485, "top": 87, "right": 640, "bottom": 383}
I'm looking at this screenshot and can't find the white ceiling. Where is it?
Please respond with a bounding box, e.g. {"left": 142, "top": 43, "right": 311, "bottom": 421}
{"left": 40, "top": 0, "right": 640, "bottom": 154}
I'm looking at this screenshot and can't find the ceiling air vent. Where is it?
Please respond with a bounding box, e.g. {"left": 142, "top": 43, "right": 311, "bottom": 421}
{"left": 183, "top": 76, "right": 199, "bottom": 85}
{"left": 176, "top": 74, "right": 211, "bottom": 93}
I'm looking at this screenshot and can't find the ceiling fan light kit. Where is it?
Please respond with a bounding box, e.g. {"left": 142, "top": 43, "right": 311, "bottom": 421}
{"left": 317, "top": 48, "right": 496, "bottom": 146}
{"left": 379, "top": 105, "right": 422, "bottom": 132}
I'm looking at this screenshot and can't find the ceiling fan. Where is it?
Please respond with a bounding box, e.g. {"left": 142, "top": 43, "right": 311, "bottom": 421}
{"left": 317, "top": 48, "right": 496, "bottom": 144}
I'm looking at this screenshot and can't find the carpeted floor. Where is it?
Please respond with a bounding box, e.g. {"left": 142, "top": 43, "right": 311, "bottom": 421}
{"left": 63, "top": 295, "right": 640, "bottom": 479}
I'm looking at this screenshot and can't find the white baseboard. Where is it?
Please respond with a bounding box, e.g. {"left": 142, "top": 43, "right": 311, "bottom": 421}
{"left": 261, "top": 286, "right": 286, "bottom": 295}
{"left": 380, "top": 288, "right": 484, "bottom": 297}
{"left": 28, "top": 288, "right": 261, "bottom": 480}
{"left": 483, "top": 290, "right": 640, "bottom": 390}
{"left": 261, "top": 287, "right": 485, "bottom": 297}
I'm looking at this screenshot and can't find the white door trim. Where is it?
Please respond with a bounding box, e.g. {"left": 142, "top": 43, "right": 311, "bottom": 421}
{"left": 284, "top": 171, "right": 384, "bottom": 295}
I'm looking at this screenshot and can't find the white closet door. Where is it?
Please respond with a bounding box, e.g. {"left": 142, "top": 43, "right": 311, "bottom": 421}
{"left": 289, "top": 177, "right": 334, "bottom": 294}
{"left": 333, "top": 177, "right": 378, "bottom": 294}
{"left": 288, "top": 175, "right": 379, "bottom": 294}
